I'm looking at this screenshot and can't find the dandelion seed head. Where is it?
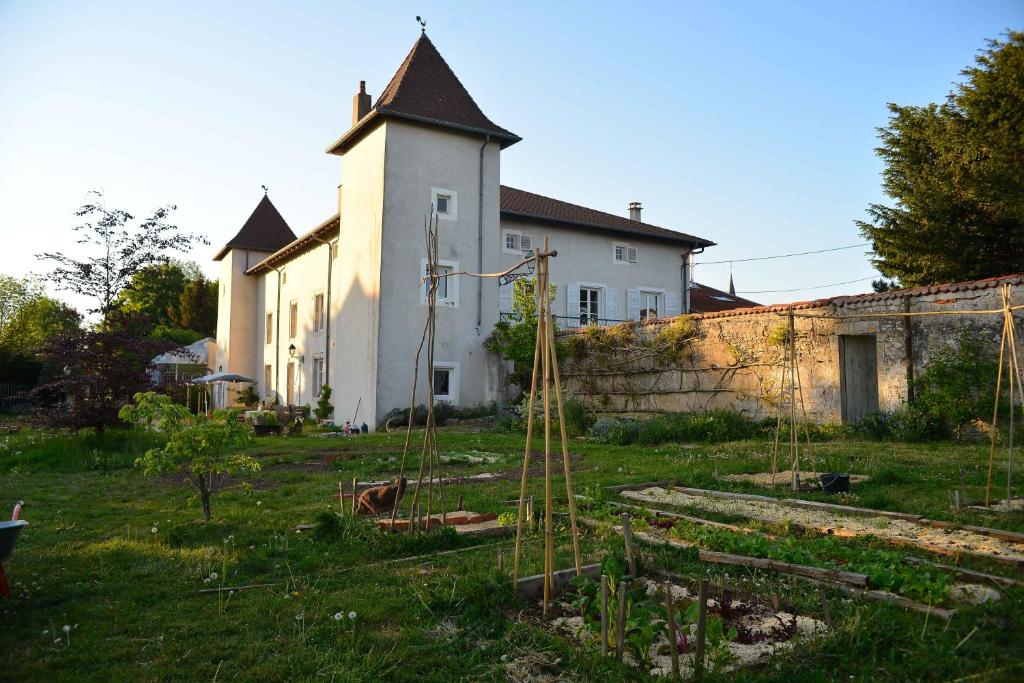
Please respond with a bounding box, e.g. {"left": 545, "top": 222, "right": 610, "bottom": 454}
{"left": 334, "top": 612, "right": 343, "bottom": 621}
{"left": 348, "top": 611, "right": 356, "bottom": 620}
{"left": 62, "top": 625, "right": 70, "bottom": 633}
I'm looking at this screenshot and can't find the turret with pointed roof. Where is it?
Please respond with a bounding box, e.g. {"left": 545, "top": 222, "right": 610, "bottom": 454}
{"left": 214, "top": 194, "right": 297, "bottom": 261}
{"left": 326, "top": 33, "right": 520, "bottom": 155}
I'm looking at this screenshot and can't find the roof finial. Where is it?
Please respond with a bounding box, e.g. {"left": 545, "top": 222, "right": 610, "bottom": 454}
{"left": 261, "top": 184, "right": 268, "bottom": 196}
{"left": 416, "top": 15, "right": 426, "bottom": 32}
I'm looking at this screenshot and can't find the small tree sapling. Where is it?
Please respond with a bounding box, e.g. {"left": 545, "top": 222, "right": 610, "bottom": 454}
{"left": 120, "top": 392, "right": 259, "bottom": 521}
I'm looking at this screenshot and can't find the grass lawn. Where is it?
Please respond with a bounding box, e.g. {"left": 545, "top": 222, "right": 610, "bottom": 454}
{"left": 1, "top": 425, "right": 1022, "bottom": 682}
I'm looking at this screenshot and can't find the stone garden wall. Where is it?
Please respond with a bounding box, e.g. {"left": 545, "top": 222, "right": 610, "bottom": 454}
{"left": 558, "top": 275, "right": 1023, "bottom": 423}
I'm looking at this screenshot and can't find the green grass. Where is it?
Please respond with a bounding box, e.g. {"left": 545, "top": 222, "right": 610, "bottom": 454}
{"left": 0, "top": 426, "right": 1022, "bottom": 682}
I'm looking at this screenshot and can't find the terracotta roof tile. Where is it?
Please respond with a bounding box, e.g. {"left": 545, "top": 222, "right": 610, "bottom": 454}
{"left": 214, "top": 195, "right": 297, "bottom": 261}
{"left": 689, "top": 273, "right": 1024, "bottom": 320}
{"left": 500, "top": 186, "right": 714, "bottom": 246}
{"left": 689, "top": 282, "right": 761, "bottom": 313}
{"left": 328, "top": 34, "right": 519, "bottom": 154}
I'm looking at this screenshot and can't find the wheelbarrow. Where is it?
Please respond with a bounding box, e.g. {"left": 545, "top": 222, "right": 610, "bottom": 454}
{"left": 0, "top": 501, "right": 27, "bottom": 599}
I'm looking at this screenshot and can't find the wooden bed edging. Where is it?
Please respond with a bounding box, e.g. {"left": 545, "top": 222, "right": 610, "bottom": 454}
{"left": 516, "top": 562, "right": 602, "bottom": 600}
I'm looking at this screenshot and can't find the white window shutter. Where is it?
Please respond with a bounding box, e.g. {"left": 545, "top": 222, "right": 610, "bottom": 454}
{"left": 627, "top": 246, "right": 638, "bottom": 263}
{"left": 605, "top": 288, "right": 618, "bottom": 320}
{"left": 665, "top": 292, "right": 680, "bottom": 317}
{"left": 627, "top": 289, "right": 640, "bottom": 321}
{"left": 567, "top": 283, "right": 581, "bottom": 320}
{"left": 519, "top": 234, "right": 532, "bottom": 251}
{"left": 498, "top": 284, "right": 513, "bottom": 314}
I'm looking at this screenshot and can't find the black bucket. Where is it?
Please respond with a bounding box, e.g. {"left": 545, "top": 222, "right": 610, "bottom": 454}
{"left": 819, "top": 472, "right": 850, "bottom": 494}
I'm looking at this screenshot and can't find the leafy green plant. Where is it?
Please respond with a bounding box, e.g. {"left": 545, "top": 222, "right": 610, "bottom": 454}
{"left": 913, "top": 335, "right": 998, "bottom": 439}
{"left": 314, "top": 385, "right": 334, "bottom": 421}
{"left": 120, "top": 391, "right": 258, "bottom": 521}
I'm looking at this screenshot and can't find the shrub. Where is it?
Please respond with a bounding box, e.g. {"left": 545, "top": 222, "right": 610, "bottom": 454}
{"left": 913, "top": 335, "right": 998, "bottom": 438}
{"left": 651, "top": 316, "right": 697, "bottom": 362}
{"left": 888, "top": 403, "right": 942, "bottom": 442}
{"left": 314, "top": 385, "right": 334, "bottom": 421}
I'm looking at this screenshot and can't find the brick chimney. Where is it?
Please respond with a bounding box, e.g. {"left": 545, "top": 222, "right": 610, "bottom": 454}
{"left": 352, "top": 81, "right": 371, "bottom": 126}
{"left": 629, "top": 201, "right": 642, "bottom": 222}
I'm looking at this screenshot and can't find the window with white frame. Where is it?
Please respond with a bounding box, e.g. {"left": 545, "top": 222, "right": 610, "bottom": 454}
{"left": 312, "top": 355, "right": 324, "bottom": 397}
{"left": 421, "top": 259, "right": 459, "bottom": 306}
{"left": 639, "top": 291, "right": 661, "bottom": 321}
{"left": 431, "top": 362, "right": 460, "bottom": 404}
{"left": 613, "top": 242, "right": 638, "bottom": 264}
{"left": 503, "top": 230, "right": 534, "bottom": 254}
{"left": 431, "top": 188, "right": 458, "bottom": 221}
{"left": 579, "top": 287, "right": 600, "bottom": 325}
{"left": 313, "top": 292, "right": 325, "bottom": 333}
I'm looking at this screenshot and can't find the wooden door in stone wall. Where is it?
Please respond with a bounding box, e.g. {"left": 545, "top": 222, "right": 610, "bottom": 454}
{"left": 286, "top": 362, "right": 296, "bottom": 406}
{"left": 839, "top": 334, "right": 879, "bottom": 423}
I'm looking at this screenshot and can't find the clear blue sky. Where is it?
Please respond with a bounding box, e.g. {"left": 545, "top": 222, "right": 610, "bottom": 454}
{"left": 1, "top": 0, "right": 1021, "bottom": 307}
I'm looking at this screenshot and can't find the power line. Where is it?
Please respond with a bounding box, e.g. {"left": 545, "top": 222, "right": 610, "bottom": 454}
{"left": 736, "top": 276, "right": 877, "bottom": 295}
{"left": 695, "top": 243, "right": 870, "bottom": 265}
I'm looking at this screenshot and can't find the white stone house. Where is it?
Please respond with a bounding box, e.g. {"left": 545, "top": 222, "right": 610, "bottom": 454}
{"left": 213, "top": 33, "right": 719, "bottom": 426}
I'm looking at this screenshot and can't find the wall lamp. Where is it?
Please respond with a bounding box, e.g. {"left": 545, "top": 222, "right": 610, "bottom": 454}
{"left": 288, "top": 344, "right": 304, "bottom": 363}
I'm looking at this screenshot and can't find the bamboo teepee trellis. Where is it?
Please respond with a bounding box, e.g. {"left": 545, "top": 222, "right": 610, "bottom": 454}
{"left": 769, "top": 310, "right": 817, "bottom": 491}
{"left": 510, "top": 238, "right": 583, "bottom": 616}
{"left": 985, "top": 284, "right": 1023, "bottom": 508}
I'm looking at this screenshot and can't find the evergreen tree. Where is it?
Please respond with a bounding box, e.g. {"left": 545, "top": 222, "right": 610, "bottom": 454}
{"left": 173, "top": 275, "right": 218, "bottom": 336}
{"left": 857, "top": 32, "right": 1024, "bottom": 286}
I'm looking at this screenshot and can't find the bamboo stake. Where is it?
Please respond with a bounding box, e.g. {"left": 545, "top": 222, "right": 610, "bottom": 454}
{"left": 789, "top": 311, "right": 799, "bottom": 491}
{"left": 664, "top": 581, "right": 680, "bottom": 677}
{"left": 986, "top": 290, "right": 1009, "bottom": 507}
{"left": 351, "top": 477, "right": 357, "bottom": 516}
{"left": 616, "top": 581, "right": 627, "bottom": 661}
{"left": 695, "top": 579, "right": 709, "bottom": 674}
{"left": 544, "top": 278, "right": 583, "bottom": 575}
{"left": 512, "top": 254, "right": 543, "bottom": 586}
{"left": 793, "top": 337, "right": 818, "bottom": 481}
{"left": 600, "top": 575, "right": 609, "bottom": 657}
{"left": 541, "top": 251, "right": 554, "bottom": 616}
{"left": 1003, "top": 286, "right": 1024, "bottom": 506}
{"left": 338, "top": 482, "right": 345, "bottom": 516}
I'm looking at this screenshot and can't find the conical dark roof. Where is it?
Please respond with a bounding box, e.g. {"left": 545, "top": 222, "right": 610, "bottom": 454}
{"left": 327, "top": 33, "right": 519, "bottom": 154}
{"left": 214, "top": 194, "right": 297, "bottom": 261}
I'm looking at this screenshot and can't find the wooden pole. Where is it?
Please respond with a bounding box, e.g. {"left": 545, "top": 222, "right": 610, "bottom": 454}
{"left": 511, "top": 256, "right": 544, "bottom": 586}
{"left": 621, "top": 512, "right": 638, "bottom": 576}
{"left": 338, "top": 482, "right": 345, "bottom": 516}
{"left": 351, "top": 477, "right": 357, "bottom": 516}
{"left": 789, "top": 311, "right": 799, "bottom": 491}
{"left": 616, "top": 581, "right": 627, "bottom": 662}
{"left": 818, "top": 587, "right": 833, "bottom": 628}
{"left": 694, "top": 579, "right": 709, "bottom": 674}
{"left": 544, "top": 276, "right": 583, "bottom": 575}
{"left": 457, "top": 492, "right": 464, "bottom": 512}
{"left": 986, "top": 290, "right": 1009, "bottom": 507}
{"left": 600, "top": 575, "right": 609, "bottom": 657}
{"left": 664, "top": 581, "right": 680, "bottom": 677}
{"left": 541, "top": 250, "right": 554, "bottom": 616}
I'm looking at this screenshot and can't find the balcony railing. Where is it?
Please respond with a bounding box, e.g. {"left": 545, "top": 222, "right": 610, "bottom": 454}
{"left": 499, "top": 312, "right": 628, "bottom": 329}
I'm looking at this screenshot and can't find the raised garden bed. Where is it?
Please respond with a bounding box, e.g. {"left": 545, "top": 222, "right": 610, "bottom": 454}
{"left": 515, "top": 560, "right": 827, "bottom": 677}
